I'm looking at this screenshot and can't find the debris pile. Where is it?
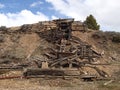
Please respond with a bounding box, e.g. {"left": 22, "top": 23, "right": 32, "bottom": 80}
{"left": 0, "top": 18, "right": 116, "bottom": 80}
{"left": 23, "top": 19, "right": 108, "bottom": 79}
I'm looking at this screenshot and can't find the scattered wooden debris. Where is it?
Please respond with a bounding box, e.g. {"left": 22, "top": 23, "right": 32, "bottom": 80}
{"left": 104, "top": 80, "right": 114, "bottom": 85}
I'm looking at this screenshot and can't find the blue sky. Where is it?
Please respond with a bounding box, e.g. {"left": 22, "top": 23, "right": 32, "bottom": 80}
{"left": 0, "top": 0, "right": 56, "bottom": 18}
{"left": 0, "top": 0, "right": 120, "bottom": 32}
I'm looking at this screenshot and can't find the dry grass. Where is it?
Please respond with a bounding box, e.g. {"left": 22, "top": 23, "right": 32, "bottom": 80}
{"left": 0, "top": 78, "right": 99, "bottom": 90}
{"left": 97, "top": 80, "right": 120, "bottom": 90}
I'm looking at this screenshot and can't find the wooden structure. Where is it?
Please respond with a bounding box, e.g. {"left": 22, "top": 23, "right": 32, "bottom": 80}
{"left": 24, "top": 18, "right": 101, "bottom": 77}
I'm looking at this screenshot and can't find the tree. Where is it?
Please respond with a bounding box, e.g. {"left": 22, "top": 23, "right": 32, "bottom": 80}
{"left": 84, "top": 14, "right": 100, "bottom": 30}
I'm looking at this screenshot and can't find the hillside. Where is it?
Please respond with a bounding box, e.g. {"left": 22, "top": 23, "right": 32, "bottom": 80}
{"left": 0, "top": 19, "right": 120, "bottom": 89}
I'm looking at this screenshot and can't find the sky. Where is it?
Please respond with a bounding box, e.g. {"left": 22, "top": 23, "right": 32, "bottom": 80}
{"left": 0, "top": 0, "right": 120, "bottom": 32}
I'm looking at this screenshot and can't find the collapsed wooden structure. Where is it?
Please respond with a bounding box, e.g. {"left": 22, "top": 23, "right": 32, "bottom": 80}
{"left": 0, "top": 18, "right": 109, "bottom": 80}
{"left": 23, "top": 18, "right": 103, "bottom": 79}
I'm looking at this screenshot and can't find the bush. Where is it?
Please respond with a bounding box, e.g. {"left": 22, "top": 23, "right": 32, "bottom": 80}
{"left": 92, "top": 31, "right": 106, "bottom": 39}
{"left": 112, "top": 35, "right": 120, "bottom": 43}
{"left": 0, "top": 35, "right": 5, "bottom": 42}
{"left": 0, "top": 26, "right": 7, "bottom": 31}
{"left": 104, "top": 31, "right": 120, "bottom": 43}
{"left": 92, "top": 31, "right": 120, "bottom": 43}
{"left": 20, "top": 24, "right": 32, "bottom": 33}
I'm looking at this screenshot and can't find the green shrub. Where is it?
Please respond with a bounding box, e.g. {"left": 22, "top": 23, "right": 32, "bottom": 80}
{"left": 84, "top": 14, "right": 100, "bottom": 30}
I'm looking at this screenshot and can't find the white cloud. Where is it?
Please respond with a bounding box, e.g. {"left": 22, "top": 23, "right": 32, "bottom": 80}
{"left": 51, "top": 15, "right": 58, "bottom": 20}
{"left": 46, "top": 0, "right": 120, "bottom": 32}
{"left": 30, "top": 1, "right": 43, "bottom": 7}
{"left": 0, "top": 3, "right": 5, "bottom": 8}
{"left": 0, "top": 9, "right": 49, "bottom": 27}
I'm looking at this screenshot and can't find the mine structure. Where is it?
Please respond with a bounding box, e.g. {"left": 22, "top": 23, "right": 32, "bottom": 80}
{"left": 23, "top": 18, "right": 104, "bottom": 80}
{"left": 0, "top": 18, "right": 109, "bottom": 81}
